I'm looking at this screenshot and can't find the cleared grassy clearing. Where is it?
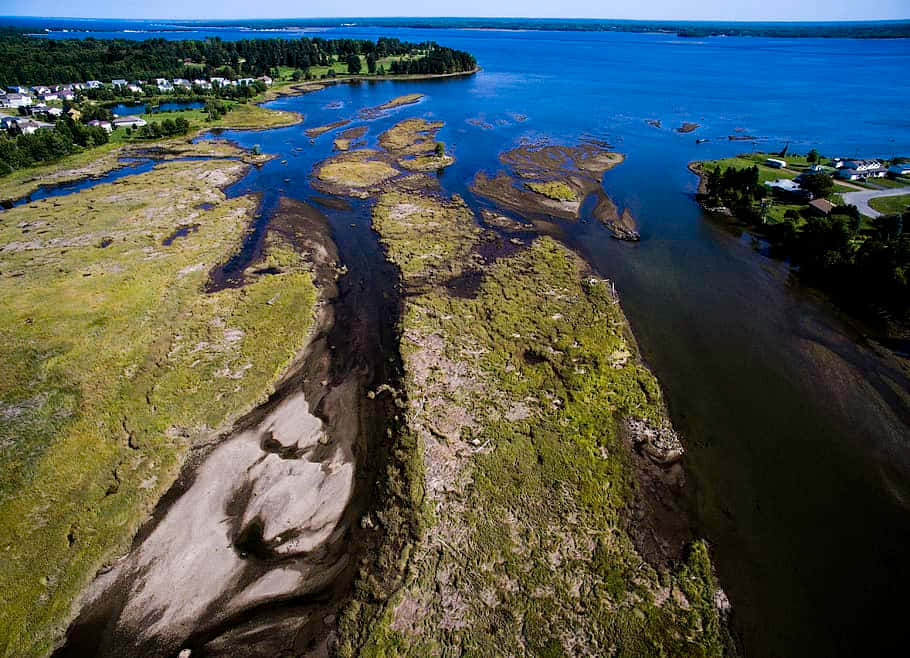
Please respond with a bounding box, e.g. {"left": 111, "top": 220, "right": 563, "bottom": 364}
{"left": 869, "top": 194, "right": 910, "bottom": 215}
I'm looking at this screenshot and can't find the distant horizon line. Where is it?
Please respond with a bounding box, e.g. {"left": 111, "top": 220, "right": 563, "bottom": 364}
{"left": 2, "top": 16, "right": 910, "bottom": 24}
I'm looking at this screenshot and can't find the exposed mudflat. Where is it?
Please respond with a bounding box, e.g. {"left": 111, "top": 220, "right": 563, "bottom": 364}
{"left": 54, "top": 194, "right": 404, "bottom": 656}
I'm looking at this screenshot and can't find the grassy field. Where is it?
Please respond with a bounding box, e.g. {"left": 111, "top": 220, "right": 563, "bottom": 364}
{"left": 338, "top": 187, "right": 727, "bottom": 656}
{"left": 0, "top": 151, "right": 319, "bottom": 656}
{"left": 869, "top": 194, "right": 910, "bottom": 215}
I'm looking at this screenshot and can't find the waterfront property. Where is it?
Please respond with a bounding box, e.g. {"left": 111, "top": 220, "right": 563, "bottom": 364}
{"left": 112, "top": 115, "right": 147, "bottom": 129}
{"left": 766, "top": 157, "right": 787, "bottom": 168}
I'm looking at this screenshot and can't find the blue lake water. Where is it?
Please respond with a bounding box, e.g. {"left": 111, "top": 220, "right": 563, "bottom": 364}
{"left": 110, "top": 101, "right": 205, "bottom": 116}
{"left": 18, "top": 22, "right": 910, "bottom": 656}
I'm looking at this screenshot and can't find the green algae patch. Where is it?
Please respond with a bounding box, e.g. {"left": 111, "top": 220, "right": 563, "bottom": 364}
{"left": 526, "top": 180, "right": 577, "bottom": 201}
{"left": 0, "top": 158, "right": 322, "bottom": 656}
{"left": 378, "top": 118, "right": 443, "bottom": 156}
{"left": 314, "top": 149, "right": 400, "bottom": 197}
{"left": 339, "top": 187, "right": 726, "bottom": 656}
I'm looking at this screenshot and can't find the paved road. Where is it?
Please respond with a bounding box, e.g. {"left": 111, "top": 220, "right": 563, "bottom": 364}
{"left": 841, "top": 185, "right": 910, "bottom": 218}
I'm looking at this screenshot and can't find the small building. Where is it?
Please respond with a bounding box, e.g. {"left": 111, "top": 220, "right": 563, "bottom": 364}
{"left": 765, "top": 178, "right": 811, "bottom": 200}
{"left": 172, "top": 78, "right": 191, "bottom": 88}
{"left": 38, "top": 92, "right": 58, "bottom": 102}
{"left": 888, "top": 163, "right": 910, "bottom": 177}
{"left": 85, "top": 80, "right": 102, "bottom": 89}
{"left": 112, "top": 79, "right": 128, "bottom": 88}
{"left": 126, "top": 83, "right": 143, "bottom": 94}
{"left": 2, "top": 92, "right": 32, "bottom": 108}
{"left": 838, "top": 166, "right": 887, "bottom": 180}
{"left": 18, "top": 119, "right": 54, "bottom": 135}
{"left": 210, "top": 77, "right": 228, "bottom": 87}
{"left": 844, "top": 159, "right": 883, "bottom": 172}
{"left": 155, "top": 78, "right": 173, "bottom": 92}
{"left": 258, "top": 75, "right": 273, "bottom": 86}
{"left": 7, "top": 85, "right": 29, "bottom": 94}
{"left": 88, "top": 119, "right": 113, "bottom": 133}
{"left": 237, "top": 77, "right": 256, "bottom": 86}
{"left": 46, "top": 106, "right": 63, "bottom": 117}
{"left": 193, "top": 79, "right": 212, "bottom": 89}
{"left": 66, "top": 107, "right": 82, "bottom": 121}
{"left": 766, "top": 158, "right": 787, "bottom": 169}
{"left": 31, "top": 85, "right": 50, "bottom": 95}
{"left": 113, "top": 115, "right": 147, "bottom": 129}
{"left": 809, "top": 199, "right": 835, "bottom": 216}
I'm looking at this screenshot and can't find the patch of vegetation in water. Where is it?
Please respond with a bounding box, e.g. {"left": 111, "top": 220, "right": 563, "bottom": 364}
{"left": 339, "top": 187, "right": 725, "bottom": 657}
{"left": 526, "top": 180, "right": 577, "bottom": 201}
{"left": 0, "top": 156, "right": 321, "bottom": 656}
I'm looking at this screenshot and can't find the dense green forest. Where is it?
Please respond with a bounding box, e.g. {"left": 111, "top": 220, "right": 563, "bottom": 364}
{"left": 0, "top": 34, "right": 476, "bottom": 86}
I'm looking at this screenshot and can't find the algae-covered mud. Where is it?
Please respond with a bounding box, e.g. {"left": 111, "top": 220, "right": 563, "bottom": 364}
{"left": 339, "top": 178, "right": 727, "bottom": 656}
{"left": 471, "top": 143, "right": 639, "bottom": 240}
{"left": 0, "top": 143, "right": 324, "bottom": 655}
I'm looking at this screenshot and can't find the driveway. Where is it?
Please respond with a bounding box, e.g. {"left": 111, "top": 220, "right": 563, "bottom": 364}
{"left": 840, "top": 186, "right": 910, "bottom": 218}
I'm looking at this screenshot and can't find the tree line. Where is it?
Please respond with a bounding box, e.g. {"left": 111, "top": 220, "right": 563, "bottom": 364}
{"left": 700, "top": 163, "right": 909, "bottom": 323}
{"left": 0, "top": 119, "right": 109, "bottom": 176}
{"left": 0, "top": 34, "right": 476, "bottom": 86}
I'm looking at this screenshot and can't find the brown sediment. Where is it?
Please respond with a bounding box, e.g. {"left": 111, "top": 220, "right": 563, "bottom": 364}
{"left": 305, "top": 119, "right": 351, "bottom": 138}
{"left": 677, "top": 122, "right": 700, "bottom": 133}
{"left": 358, "top": 93, "right": 425, "bottom": 119}
{"left": 728, "top": 134, "right": 758, "bottom": 141}
{"left": 333, "top": 125, "right": 368, "bottom": 151}
{"left": 471, "top": 142, "right": 639, "bottom": 239}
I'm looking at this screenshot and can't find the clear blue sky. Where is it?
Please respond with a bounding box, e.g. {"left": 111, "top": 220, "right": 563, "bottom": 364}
{"left": 2, "top": 1, "right": 908, "bottom": 21}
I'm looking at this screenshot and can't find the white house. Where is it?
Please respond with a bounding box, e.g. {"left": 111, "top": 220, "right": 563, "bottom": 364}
{"left": 844, "top": 159, "right": 883, "bottom": 172}
{"left": 112, "top": 79, "right": 128, "bottom": 88}
{"left": 31, "top": 85, "right": 50, "bottom": 95}
{"left": 766, "top": 158, "right": 787, "bottom": 169}
{"left": 127, "top": 83, "right": 143, "bottom": 94}
{"left": 2, "top": 93, "right": 33, "bottom": 108}
{"left": 38, "top": 93, "right": 58, "bottom": 102}
{"left": 85, "top": 80, "right": 103, "bottom": 89}
{"left": 838, "top": 167, "right": 887, "bottom": 181}
{"left": 237, "top": 77, "right": 256, "bottom": 86}
{"left": 172, "top": 78, "right": 192, "bottom": 88}
{"left": 210, "top": 77, "right": 228, "bottom": 87}
{"left": 155, "top": 78, "right": 173, "bottom": 92}
{"left": 887, "top": 163, "right": 910, "bottom": 177}
{"left": 258, "top": 75, "right": 273, "bottom": 86}
{"left": 113, "top": 115, "right": 147, "bottom": 129}
{"left": 46, "top": 106, "right": 63, "bottom": 117}
{"left": 18, "top": 119, "right": 54, "bottom": 135}
{"left": 193, "top": 79, "right": 212, "bottom": 89}
{"left": 88, "top": 119, "right": 114, "bottom": 133}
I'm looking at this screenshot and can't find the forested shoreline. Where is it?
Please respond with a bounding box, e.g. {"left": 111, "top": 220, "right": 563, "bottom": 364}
{"left": 0, "top": 33, "right": 476, "bottom": 86}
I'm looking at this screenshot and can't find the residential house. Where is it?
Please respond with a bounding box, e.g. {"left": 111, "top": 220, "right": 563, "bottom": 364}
{"left": 844, "top": 159, "right": 883, "bottom": 173}
{"left": 112, "top": 79, "right": 128, "bottom": 88}
{"left": 31, "top": 85, "right": 50, "bottom": 95}
{"left": 193, "top": 79, "right": 212, "bottom": 89}
{"left": 209, "top": 77, "right": 228, "bottom": 87}
{"left": 46, "top": 107, "right": 63, "bottom": 117}
{"left": 237, "top": 77, "right": 256, "bottom": 86}
{"left": 258, "top": 75, "right": 273, "bottom": 86}
{"left": 172, "top": 78, "right": 191, "bottom": 88}
{"left": 765, "top": 178, "right": 811, "bottom": 200}
{"left": 88, "top": 119, "right": 114, "bottom": 133}
{"left": 155, "top": 78, "right": 173, "bottom": 92}
{"left": 7, "top": 85, "right": 29, "bottom": 94}
{"left": 808, "top": 199, "right": 835, "bottom": 216}
{"left": 38, "top": 92, "right": 58, "bottom": 102}
{"left": 766, "top": 158, "right": 787, "bottom": 169}
{"left": 0, "top": 116, "right": 19, "bottom": 131}
{"left": 66, "top": 107, "right": 82, "bottom": 121}
{"left": 18, "top": 119, "right": 54, "bottom": 135}
{"left": 113, "top": 115, "right": 147, "bottom": 129}
{"left": 887, "top": 163, "right": 910, "bottom": 177}
{"left": 1, "top": 93, "right": 33, "bottom": 108}
{"left": 127, "top": 83, "right": 143, "bottom": 94}
{"left": 85, "top": 80, "right": 103, "bottom": 89}
{"left": 838, "top": 165, "right": 887, "bottom": 181}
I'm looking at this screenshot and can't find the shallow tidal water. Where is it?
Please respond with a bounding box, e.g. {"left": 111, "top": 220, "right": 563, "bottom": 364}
{"left": 36, "top": 24, "right": 910, "bottom": 656}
